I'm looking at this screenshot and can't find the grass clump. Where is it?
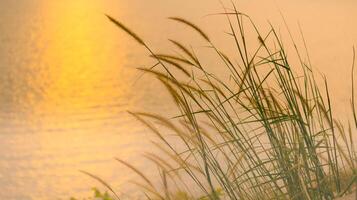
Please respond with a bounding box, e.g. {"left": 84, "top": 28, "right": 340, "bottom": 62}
{"left": 87, "top": 4, "right": 357, "bottom": 200}
{"left": 70, "top": 188, "right": 114, "bottom": 200}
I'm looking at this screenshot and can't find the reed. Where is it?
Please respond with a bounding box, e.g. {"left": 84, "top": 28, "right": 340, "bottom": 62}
{"left": 99, "top": 5, "right": 357, "bottom": 200}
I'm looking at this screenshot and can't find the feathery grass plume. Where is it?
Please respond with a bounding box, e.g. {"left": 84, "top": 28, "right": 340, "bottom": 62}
{"left": 153, "top": 54, "right": 195, "bottom": 66}
{"left": 150, "top": 54, "right": 191, "bottom": 77}
{"left": 106, "top": 14, "right": 145, "bottom": 46}
{"left": 169, "top": 39, "right": 201, "bottom": 68}
{"left": 80, "top": 170, "right": 121, "bottom": 200}
{"left": 115, "top": 158, "right": 155, "bottom": 189}
{"left": 168, "top": 17, "right": 210, "bottom": 42}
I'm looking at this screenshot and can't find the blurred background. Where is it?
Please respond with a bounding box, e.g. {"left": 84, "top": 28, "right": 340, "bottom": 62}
{"left": 0, "top": 0, "right": 356, "bottom": 199}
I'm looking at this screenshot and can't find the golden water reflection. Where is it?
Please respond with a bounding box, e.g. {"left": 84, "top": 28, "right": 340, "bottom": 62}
{"left": 35, "top": 1, "right": 124, "bottom": 114}
{"left": 0, "top": 1, "right": 160, "bottom": 199}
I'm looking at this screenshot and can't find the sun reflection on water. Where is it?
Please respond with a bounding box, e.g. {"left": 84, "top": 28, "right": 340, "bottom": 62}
{"left": 0, "top": 1, "right": 149, "bottom": 199}
{"left": 32, "top": 1, "right": 125, "bottom": 116}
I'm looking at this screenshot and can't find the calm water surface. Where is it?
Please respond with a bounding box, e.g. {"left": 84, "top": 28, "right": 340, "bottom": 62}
{"left": 0, "top": 0, "right": 356, "bottom": 199}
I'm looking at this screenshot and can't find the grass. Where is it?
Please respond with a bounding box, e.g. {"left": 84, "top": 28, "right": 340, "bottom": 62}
{"left": 81, "top": 3, "right": 356, "bottom": 200}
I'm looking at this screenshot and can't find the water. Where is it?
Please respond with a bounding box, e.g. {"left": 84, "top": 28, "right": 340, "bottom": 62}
{"left": 0, "top": 0, "right": 356, "bottom": 199}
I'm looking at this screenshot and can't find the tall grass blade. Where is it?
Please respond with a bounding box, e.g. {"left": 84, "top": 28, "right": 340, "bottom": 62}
{"left": 80, "top": 170, "right": 121, "bottom": 200}
{"left": 106, "top": 14, "right": 145, "bottom": 45}
{"left": 169, "top": 17, "right": 210, "bottom": 42}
